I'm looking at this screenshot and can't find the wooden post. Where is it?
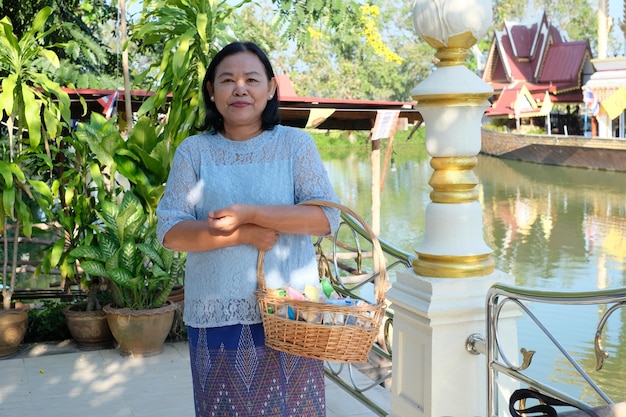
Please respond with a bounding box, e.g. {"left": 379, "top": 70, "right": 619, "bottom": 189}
{"left": 370, "top": 110, "right": 400, "bottom": 235}
{"left": 119, "top": 0, "right": 133, "bottom": 131}
{"left": 371, "top": 138, "right": 381, "bottom": 236}
{"left": 380, "top": 134, "right": 396, "bottom": 194}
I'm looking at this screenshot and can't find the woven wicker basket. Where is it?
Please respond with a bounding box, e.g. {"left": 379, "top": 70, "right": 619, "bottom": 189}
{"left": 255, "top": 200, "right": 387, "bottom": 363}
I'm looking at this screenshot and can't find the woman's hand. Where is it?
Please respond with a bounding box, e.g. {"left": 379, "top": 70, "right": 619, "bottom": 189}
{"left": 207, "top": 204, "right": 249, "bottom": 234}
{"left": 207, "top": 203, "right": 331, "bottom": 238}
{"left": 240, "top": 224, "right": 280, "bottom": 252}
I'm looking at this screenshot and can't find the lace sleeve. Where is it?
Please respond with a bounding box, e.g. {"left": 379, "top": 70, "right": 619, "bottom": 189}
{"left": 291, "top": 129, "right": 341, "bottom": 235}
{"left": 156, "top": 141, "right": 199, "bottom": 244}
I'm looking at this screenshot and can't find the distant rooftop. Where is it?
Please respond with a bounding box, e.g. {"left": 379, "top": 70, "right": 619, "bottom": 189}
{"left": 483, "top": 10, "right": 593, "bottom": 118}
{"left": 63, "top": 74, "right": 422, "bottom": 131}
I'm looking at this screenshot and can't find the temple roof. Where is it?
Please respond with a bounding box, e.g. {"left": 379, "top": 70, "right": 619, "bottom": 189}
{"left": 483, "top": 11, "right": 593, "bottom": 118}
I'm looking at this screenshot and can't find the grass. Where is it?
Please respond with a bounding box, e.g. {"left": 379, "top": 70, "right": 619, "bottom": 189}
{"left": 309, "top": 125, "right": 427, "bottom": 162}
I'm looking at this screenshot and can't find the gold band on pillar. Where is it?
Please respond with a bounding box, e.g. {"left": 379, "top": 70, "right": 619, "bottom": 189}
{"left": 412, "top": 93, "right": 493, "bottom": 107}
{"left": 429, "top": 156, "right": 478, "bottom": 203}
{"left": 413, "top": 252, "right": 495, "bottom": 278}
{"left": 423, "top": 31, "right": 479, "bottom": 67}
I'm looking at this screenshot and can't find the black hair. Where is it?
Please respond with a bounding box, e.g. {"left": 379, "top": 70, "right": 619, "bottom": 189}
{"left": 198, "top": 41, "right": 280, "bottom": 133}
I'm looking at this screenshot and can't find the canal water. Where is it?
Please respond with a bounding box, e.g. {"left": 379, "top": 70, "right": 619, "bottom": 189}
{"left": 321, "top": 145, "right": 626, "bottom": 405}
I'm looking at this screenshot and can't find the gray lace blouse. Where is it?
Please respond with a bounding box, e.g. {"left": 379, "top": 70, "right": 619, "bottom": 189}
{"left": 156, "top": 125, "right": 340, "bottom": 328}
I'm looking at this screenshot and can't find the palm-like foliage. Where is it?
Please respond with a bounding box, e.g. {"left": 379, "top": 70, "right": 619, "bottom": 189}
{"left": 71, "top": 191, "right": 185, "bottom": 310}
{"left": 0, "top": 7, "right": 72, "bottom": 150}
{"left": 0, "top": 7, "right": 69, "bottom": 310}
{"left": 133, "top": 0, "right": 249, "bottom": 146}
{"left": 38, "top": 125, "right": 114, "bottom": 311}
{"left": 74, "top": 112, "right": 172, "bottom": 219}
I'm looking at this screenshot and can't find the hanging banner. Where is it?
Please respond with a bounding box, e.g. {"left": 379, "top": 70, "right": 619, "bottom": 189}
{"left": 305, "top": 108, "right": 336, "bottom": 128}
{"left": 600, "top": 86, "right": 626, "bottom": 120}
{"left": 371, "top": 110, "right": 400, "bottom": 140}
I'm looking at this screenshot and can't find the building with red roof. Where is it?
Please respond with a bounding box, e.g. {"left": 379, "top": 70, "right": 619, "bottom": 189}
{"left": 62, "top": 74, "right": 422, "bottom": 132}
{"left": 482, "top": 11, "right": 594, "bottom": 125}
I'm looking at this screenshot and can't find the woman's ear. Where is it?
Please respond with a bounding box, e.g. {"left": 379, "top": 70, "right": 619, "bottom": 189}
{"left": 268, "top": 77, "right": 277, "bottom": 99}
{"left": 206, "top": 81, "right": 214, "bottom": 100}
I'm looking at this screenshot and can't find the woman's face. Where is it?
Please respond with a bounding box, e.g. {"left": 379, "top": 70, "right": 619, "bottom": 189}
{"left": 209, "top": 51, "right": 276, "bottom": 133}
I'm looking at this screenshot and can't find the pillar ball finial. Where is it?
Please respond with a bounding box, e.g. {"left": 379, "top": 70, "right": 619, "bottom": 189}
{"left": 413, "top": 0, "right": 492, "bottom": 48}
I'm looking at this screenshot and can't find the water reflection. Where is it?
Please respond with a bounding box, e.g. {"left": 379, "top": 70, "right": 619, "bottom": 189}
{"left": 477, "top": 155, "right": 626, "bottom": 291}
{"left": 476, "top": 156, "right": 626, "bottom": 404}
{"left": 322, "top": 149, "right": 626, "bottom": 404}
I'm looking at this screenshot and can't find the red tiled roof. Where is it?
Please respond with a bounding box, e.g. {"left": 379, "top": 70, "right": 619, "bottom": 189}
{"left": 275, "top": 74, "right": 421, "bottom": 129}
{"left": 539, "top": 41, "right": 589, "bottom": 84}
{"left": 483, "top": 11, "right": 592, "bottom": 118}
{"left": 61, "top": 75, "right": 422, "bottom": 131}
{"left": 509, "top": 23, "right": 536, "bottom": 59}
{"left": 486, "top": 83, "right": 583, "bottom": 118}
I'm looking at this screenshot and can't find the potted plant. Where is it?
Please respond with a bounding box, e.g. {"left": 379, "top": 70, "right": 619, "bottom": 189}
{"left": 71, "top": 190, "right": 185, "bottom": 357}
{"left": 0, "top": 8, "right": 68, "bottom": 357}
{"left": 28, "top": 115, "right": 119, "bottom": 350}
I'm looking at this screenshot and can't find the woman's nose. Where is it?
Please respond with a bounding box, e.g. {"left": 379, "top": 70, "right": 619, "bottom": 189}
{"left": 233, "top": 81, "right": 247, "bottom": 95}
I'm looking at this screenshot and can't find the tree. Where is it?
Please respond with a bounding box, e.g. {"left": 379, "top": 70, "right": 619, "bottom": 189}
{"left": 131, "top": 0, "right": 374, "bottom": 145}
{"left": 0, "top": 0, "right": 121, "bottom": 89}
{"left": 0, "top": 7, "right": 67, "bottom": 309}
{"left": 268, "top": 0, "right": 363, "bottom": 48}
{"left": 131, "top": 0, "right": 248, "bottom": 147}
{"left": 231, "top": 0, "right": 424, "bottom": 102}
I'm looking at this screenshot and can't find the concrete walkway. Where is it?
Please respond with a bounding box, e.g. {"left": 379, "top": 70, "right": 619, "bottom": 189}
{"left": 0, "top": 341, "right": 391, "bottom": 417}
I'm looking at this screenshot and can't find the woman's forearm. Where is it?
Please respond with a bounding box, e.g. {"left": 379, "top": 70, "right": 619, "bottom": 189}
{"left": 164, "top": 205, "right": 331, "bottom": 253}
{"left": 161, "top": 219, "right": 245, "bottom": 252}
{"left": 248, "top": 205, "right": 330, "bottom": 236}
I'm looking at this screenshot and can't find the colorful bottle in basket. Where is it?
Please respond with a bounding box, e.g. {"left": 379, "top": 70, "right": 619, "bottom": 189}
{"left": 264, "top": 288, "right": 285, "bottom": 315}
{"left": 321, "top": 278, "right": 335, "bottom": 298}
{"left": 268, "top": 281, "right": 371, "bottom": 325}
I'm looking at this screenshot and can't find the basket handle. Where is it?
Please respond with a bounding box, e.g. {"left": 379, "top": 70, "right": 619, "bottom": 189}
{"left": 256, "top": 200, "right": 388, "bottom": 304}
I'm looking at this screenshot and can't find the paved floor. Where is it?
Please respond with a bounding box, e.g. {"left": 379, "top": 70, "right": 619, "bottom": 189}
{"left": 0, "top": 341, "right": 391, "bottom": 417}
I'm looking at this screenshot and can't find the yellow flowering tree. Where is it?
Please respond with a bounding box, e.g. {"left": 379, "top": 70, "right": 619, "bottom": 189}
{"left": 360, "top": 4, "right": 402, "bottom": 64}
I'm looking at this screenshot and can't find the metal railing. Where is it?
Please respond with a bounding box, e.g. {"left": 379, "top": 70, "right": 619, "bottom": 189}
{"left": 486, "top": 283, "right": 626, "bottom": 417}
{"left": 315, "top": 213, "right": 626, "bottom": 417}
{"left": 315, "top": 211, "right": 413, "bottom": 416}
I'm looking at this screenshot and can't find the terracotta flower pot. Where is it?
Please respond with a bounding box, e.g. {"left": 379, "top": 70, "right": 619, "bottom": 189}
{"left": 103, "top": 302, "right": 176, "bottom": 357}
{"left": 0, "top": 305, "right": 29, "bottom": 358}
{"left": 167, "top": 284, "right": 184, "bottom": 303}
{"left": 63, "top": 303, "right": 114, "bottom": 350}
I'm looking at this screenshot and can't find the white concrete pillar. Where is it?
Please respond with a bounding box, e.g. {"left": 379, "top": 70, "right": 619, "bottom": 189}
{"left": 596, "top": 113, "right": 612, "bottom": 138}
{"left": 387, "top": 1, "right": 518, "bottom": 416}
{"left": 390, "top": 271, "right": 515, "bottom": 417}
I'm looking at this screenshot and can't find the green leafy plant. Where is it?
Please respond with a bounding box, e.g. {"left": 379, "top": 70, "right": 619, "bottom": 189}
{"left": 74, "top": 112, "right": 172, "bottom": 220}
{"left": 70, "top": 191, "right": 185, "bottom": 310}
{"left": 0, "top": 7, "right": 68, "bottom": 310}
{"left": 133, "top": 0, "right": 248, "bottom": 147}
{"left": 37, "top": 125, "right": 114, "bottom": 311}
{"left": 25, "top": 300, "right": 72, "bottom": 343}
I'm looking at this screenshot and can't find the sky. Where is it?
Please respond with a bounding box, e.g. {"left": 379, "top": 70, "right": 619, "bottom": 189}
{"left": 610, "top": 0, "right": 622, "bottom": 22}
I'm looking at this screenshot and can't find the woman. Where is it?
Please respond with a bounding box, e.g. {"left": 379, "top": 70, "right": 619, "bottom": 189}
{"left": 156, "top": 41, "right": 340, "bottom": 417}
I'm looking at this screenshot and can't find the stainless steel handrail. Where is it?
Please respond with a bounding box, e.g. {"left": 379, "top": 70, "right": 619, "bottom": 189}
{"left": 486, "top": 283, "right": 626, "bottom": 417}
{"left": 319, "top": 215, "right": 626, "bottom": 417}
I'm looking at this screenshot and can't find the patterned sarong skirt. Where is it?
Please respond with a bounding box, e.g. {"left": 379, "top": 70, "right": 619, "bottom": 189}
{"left": 188, "top": 324, "right": 326, "bottom": 417}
